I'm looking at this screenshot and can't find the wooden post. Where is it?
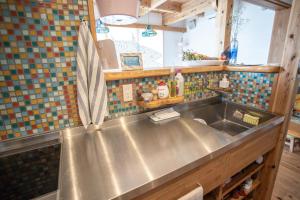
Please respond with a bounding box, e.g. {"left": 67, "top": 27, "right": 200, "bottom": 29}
{"left": 268, "top": 8, "right": 291, "bottom": 64}
{"left": 88, "top": 0, "right": 97, "bottom": 42}
{"left": 217, "top": 0, "right": 233, "bottom": 56}
{"left": 255, "top": 0, "right": 300, "bottom": 199}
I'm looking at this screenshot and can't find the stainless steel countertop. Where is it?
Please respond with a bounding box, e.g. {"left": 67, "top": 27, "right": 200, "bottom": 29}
{"left": 58, "top": 99, "right": 284, "bottom": 200}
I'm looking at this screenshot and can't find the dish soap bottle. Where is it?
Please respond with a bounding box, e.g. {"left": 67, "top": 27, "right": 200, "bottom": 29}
{"left": 219, "top": 74, "right": 229, "bottom": 88}
{"left": 175, "top": 69, "right": 184, "bottom": 96}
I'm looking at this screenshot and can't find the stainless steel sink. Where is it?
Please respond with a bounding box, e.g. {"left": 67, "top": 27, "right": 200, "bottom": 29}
{"left": 179, "top": 100, "right": 276, "bottom": 136}
{"left": 209, "top": 119, "right": 249, "bottom": 136}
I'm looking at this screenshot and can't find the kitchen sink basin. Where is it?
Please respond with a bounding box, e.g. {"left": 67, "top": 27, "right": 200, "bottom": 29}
{"left": 209, "top": 119, "right": 249, "bottom": 136}
{"left": 179, "top": 100, "right": 276, "bottom": 136}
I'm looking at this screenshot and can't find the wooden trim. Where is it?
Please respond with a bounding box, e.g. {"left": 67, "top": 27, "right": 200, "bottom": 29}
{"left": 217, "top": 0, "right": 234, "bottom": 55}
{"left": 87, "top": 0, "right": 97, "bottom": 42}
{"left": 244, "top": 0, "right": 291, "bottom": 10}
{"left": 269, "top": 73, "right": 279, "bottom": 112}
{"left": 224, "top": 66, "right": 282, "bottom": 73}
{"left": 104, "top": 65, "right": 282, "bottom": 81}
{"left": 180, "top": 65, "right": 224, "bottom": 73}
{"left": 106, "top": 23, "right": 186, "bottom": 32}
{"left": 104, "top": 68, "right": 171, "bottom": 80}
{"left": 268, "top": 8, "right": 291, "bottom": 63}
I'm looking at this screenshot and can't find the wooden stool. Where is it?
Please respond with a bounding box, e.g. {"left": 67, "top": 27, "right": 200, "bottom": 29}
{"left": 285, "top": 130, "right": 300, "bottom": 152}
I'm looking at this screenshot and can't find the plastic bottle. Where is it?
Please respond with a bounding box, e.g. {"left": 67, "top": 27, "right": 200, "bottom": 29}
{"left": 169, "top": 67, "right": 177, "bottom": 97}
{"left": 175, "top": 69, "right": 184, "bottom": 96}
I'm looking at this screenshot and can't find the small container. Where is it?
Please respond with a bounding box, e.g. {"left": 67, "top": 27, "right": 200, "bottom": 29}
{"left": 151, "top": 89, "right": 158, "bottom": 101}
{"left": 219, "top": 74, "right": 229, "bottom": 88}
{"left": 141, "top": 93, "right": 153, "bottom": 102}
{"left": 242, "top": 179, "right": 253, "bottom": 194}
{"left": 157, "top": 81, "right": 169, "bottom": 99}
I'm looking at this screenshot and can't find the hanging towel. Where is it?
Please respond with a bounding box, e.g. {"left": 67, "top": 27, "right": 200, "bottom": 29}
{"left": 77, "top": 22, "right": 107, "bottom": 128}
{"left": 178, "top": 186, "right": 203, "bottom": 200}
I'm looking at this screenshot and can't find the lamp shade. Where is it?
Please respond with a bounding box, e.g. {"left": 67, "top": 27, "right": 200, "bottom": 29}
{"left": 96, "top": 0, "right": 139, "bottom": 25}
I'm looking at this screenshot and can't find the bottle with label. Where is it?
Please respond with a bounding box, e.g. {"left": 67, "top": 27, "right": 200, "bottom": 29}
{"left": 175, "top": 69, "right": 184, "bottom": 96}
{"left": 157, "top": 81, "right": 169, "bottom": 99}
{"left": 169, "top": 67, "right": 177, "bottom": 97}
{"left": 219, "top": 74, "right": 229, "bottom": 88}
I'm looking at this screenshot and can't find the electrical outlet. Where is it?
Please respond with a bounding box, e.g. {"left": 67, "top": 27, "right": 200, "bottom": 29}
{"left": 122, "top": 84, "right": 133, "bottom": 102}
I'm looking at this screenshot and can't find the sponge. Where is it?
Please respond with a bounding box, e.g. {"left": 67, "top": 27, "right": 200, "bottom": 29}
{"left": 243, "top": 114, "right": 260, "bottom": 126}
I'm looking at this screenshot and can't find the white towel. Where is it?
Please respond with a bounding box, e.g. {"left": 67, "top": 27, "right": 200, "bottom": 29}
{"left": 76, "top": 22, "right": 107, "bottom": 128}
{"left": 178, "top": 186, "right": 203, "bottom": 200}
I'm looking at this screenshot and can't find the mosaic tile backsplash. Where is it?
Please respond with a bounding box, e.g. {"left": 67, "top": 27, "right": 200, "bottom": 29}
{"left": 106, "top": 72, "right": 222, "bottom": 119}
{"left": 228, "top": 72, "right": 275, "bottom": 110}
{"left": 0, "top": 0, "right": 88, "bottom": 140}
{"left": 106, "top": 71, "right": 275, "bottom": 118}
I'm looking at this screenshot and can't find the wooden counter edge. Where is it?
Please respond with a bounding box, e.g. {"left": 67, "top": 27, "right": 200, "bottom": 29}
{"left": 224, "top": 66, "right": 282, "bottom": 73}
{"left": 104, "top": 66, "right": 282, "bottom": 81}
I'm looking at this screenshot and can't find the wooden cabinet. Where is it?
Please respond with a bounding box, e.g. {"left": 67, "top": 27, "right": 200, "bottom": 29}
{"left": 226, "top": 126, "right": 280, "bottom": 178}
{"left": 136, "top": 155, "right": 227, "bottom": 200}
{"left": 136, "top": 125, "right": 281, "bottom": 200}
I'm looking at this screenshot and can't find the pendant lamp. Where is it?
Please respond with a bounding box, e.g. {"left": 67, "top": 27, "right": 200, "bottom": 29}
{"left": 142, "top": 13, "right": 157, "bottom": 37}
{"left": 96, "top": 0, "right": 139, "bottom": 25}
{"left": 142, "top": 25, "right": 157, "bottom": 37}
{"left": 96, "top": 19, "right": 109, "bottom": 34}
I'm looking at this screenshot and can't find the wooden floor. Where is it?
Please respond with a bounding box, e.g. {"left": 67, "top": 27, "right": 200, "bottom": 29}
{"left": 272, "top": 148, "right": 300, "bottom": 200}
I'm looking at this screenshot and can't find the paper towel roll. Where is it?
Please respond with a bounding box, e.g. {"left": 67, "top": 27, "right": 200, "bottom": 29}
{"left": 178, "top": 185, "right": 203, "bottom": 200}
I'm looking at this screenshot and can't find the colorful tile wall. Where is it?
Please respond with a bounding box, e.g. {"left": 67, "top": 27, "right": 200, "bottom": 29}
{"left": 106, "top": 72, "right": 222, "bottom": 119}
{"left": 0, "top": 0, "right": 88, "bottom": 140}
{"left": 228, "top": 72, "right": 275, "bottom": 110}
{"left": 106, "top": 71, "right": 275, "bottom": 118}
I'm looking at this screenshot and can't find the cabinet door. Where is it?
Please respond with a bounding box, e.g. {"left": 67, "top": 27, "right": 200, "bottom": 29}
{"left": 137, "top": 155, "right": 228, "bottom": 200}
{"left": 226, "top": 126, "right": 280, "bottom": 177}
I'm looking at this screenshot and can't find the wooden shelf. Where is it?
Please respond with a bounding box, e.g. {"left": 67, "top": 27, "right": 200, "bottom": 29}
{"left": 222, "top": 163, "right": 264, "bottom": 197}
{"left": 137, "top": 96, "right": 184, "bottom": 109}
{"left": 104, "top": 66, "right": 282, "bottom": 81}
{"left": 224, "top": 65, "right": 281, "bottom": 73}
{"left": 207, "top": 87, "right": 233, "bottom": 95}
{"left": 226, "top": 180, "right": 261, "bottom": 200}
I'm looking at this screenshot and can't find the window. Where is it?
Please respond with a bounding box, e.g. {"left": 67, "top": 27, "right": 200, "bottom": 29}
{"left": 232, "top": 0, "right": 275, "bottom": 64}
{"left": 98, "top": 27, "right": 164, "bottom": 68}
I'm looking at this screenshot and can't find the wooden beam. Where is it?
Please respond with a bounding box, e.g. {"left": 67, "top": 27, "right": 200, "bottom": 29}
{"left": 255, "top": 0, "right": 300, "bottom": 199}
{"left": 140, "top": 0, "right": 182, "bottom": 16}
{"left": 106, "top": 23, "right": 187, "bottom": 32}
{"left": 155, "top": 1, "right": 182, "bottom": 13}
{"left": 151, "top": 0, "right": 169, "bottom": 9}
{"left": 268, "top": 8, "right": 291, "bottom": 64}
{"left": 163, "top": 0, "right": 216, "bottom": 25}
{"left": 216, "top": 0, "right": 234, "bottom": 55}
{"left": 87, "top": 0, "right": 97, "bottom": 42}
{"left": 244, "top": 0, "right": 291, "bottom": 10}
